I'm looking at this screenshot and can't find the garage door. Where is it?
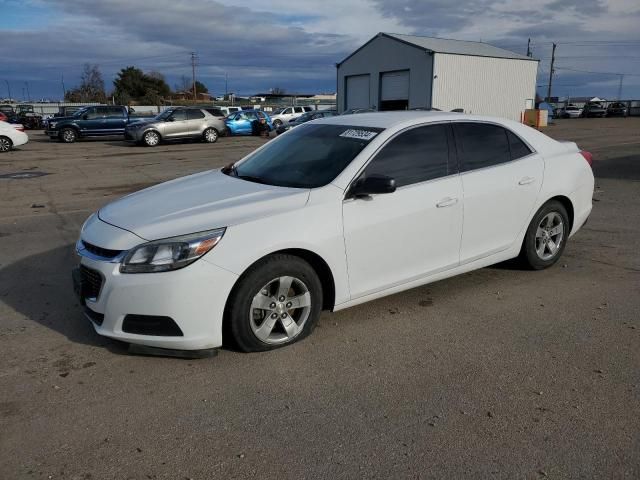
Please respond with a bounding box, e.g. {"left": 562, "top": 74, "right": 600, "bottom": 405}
{"left": 380, "top": 70, "right": 409, "bottom": 101}
{"left": 345, "top": 74, "right": 370, "bottom": 110}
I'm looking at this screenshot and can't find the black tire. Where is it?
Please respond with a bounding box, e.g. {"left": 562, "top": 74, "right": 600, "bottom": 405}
{"left": 0, "top": 136, "right": 12, "bottom": 152}
{"left": 203, "top": 127, "right": 218, "bottom": 143}
{"left": 519, "top": 200, "right": 570, "bottom": 270}
{"left": 143, "top": 130, "right": 160, "bottom": 147}
{"left": 60, "top": 128, "right": 78, "bottom": 143}
{"left": 273, "top": 119, "right": 283, "bottom": 128}
{"left": 225, "top": 254, "right": 323, "bottom": 352}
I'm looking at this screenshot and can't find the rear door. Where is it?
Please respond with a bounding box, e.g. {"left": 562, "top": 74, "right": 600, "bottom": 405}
{"left": 453, "top": 122, "right": 543, "bottom": 263}
{"left": 343, "top": 124, "right": 463, "bottom": 298}
{"left": 103, "top": 107, "right": 126, "bottom": 134}
{"left": 186, "top": 109, "right": 206, "bottom": 136}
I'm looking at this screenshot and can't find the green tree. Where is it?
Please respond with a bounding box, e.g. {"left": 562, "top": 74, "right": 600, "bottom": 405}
{"left": 113, "top": 66, "right": 171, "bottom": 104}
{"left": 195, "top": 81, "right": 208, "bottom": 94}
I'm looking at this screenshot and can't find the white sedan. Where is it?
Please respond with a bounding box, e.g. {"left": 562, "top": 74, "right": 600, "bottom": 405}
{"left": 74, "top": 112, "right": 594, "bottom": 355}
{"left": 0, "top": 121, "right": 29, "bottom": 152}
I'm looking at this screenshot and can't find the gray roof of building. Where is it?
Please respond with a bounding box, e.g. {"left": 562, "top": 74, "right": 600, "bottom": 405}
{"left": 337, "top": 33, "right": 536, "bottom": 65}
{"left": 385, "top": 33, "right": 535, "bottom": 61}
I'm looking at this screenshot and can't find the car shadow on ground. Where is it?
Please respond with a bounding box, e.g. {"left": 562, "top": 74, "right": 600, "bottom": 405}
{"left": 1, "top": 243, "right": 129, "bottom": 355}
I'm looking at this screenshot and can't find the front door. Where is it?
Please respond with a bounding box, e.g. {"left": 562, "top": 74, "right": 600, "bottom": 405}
{"left": 102, "top": 107, "right": 126, "bottom": 135}
{"left": 343, "top": 124, "right": 463, "bottom": 298}
{"left": 452, "top": 122, "right": 544, "bottom": 263}
{"left": 79, "top": 107, "right": 103, "bottom": 135}
{"left": 162, "top": 109, "right": 188, "bottom": 138}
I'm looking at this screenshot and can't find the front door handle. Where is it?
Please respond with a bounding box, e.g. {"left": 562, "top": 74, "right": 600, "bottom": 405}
{"left": 436, "top": 197, "right": 458, "bottom": 208}
{"left": 518, "top": 176, "right": 536, "bottom": 185}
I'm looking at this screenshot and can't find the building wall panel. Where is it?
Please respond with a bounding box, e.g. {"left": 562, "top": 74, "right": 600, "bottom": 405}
{"left": 432, "top": 53, "right": 538, "bottom": 121}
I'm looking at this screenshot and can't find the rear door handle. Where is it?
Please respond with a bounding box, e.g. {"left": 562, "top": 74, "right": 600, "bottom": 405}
{"left": 436, "top": 197, "right": 458, "bottom": 208}
{"left": 518, "top": 176, "right": 536, "bottom": 185}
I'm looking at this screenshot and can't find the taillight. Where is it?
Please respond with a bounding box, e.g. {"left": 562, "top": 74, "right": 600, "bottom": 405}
{"left": 15, "top": 127, "right": 25, "bottom": 132}
{"left": 580, "top": 150, "right": 593, "bottom": 167}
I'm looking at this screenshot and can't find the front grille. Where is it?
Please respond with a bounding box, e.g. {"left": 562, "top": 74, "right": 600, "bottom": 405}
{"left": 122, "top": 315, "right": 184, "bottom": 337}
{"left": 82, "top": 240, "right": 122, "bottom": 259}
{"left": 80, "top": 265, "right": 103, "bottom": 299}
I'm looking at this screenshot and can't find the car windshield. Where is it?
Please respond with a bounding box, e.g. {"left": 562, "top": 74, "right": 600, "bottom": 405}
{"left": 272, "top": 108, "right": 286, "bottom": 115}
{"left": 294, "top": 112, "right": 314, "bottom": 123}
{"left": 231, "top": 123, "right": 384, "bottom": 188}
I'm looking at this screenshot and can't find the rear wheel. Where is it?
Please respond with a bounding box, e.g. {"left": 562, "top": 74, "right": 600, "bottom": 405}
{"left": 60, "top": 128, "right": 77, "bottom": 143}
{"left": 0, "top": 136, "right": 12, "bottom": 152}
{"left": 520, "top": 200, "right": 569, "bottom": 270}
{"left": 273, "top": 119, "right": 283, "bottom": 128}
{"left": 225, "top": 254, "right": 323, "bottom": 352}
{"left": 143, "top": 130, "right": 160, "bottom": 147}
{"left": 203, "top": 127, "right": 218, "bottom": 143}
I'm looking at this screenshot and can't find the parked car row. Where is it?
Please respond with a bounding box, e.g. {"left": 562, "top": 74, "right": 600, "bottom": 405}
{"left": 556, "top": 102, "right": 629, "bottom": 118}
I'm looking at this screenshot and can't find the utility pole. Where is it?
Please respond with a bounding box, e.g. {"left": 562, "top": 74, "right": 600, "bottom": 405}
{"left": 61, "top": 74, "right": 66, "bottom": 100}
{"left": 225, "top": 73, "right": 228, "bottom": 97}
{"left": 617, "top": 74, "right": 624, "bottom": 100}
{"left": 25, "top": 81, "right": 31, "bottom": 101}
{"left": 191, "top": 52, "right": 197, "bottom": 101}
{"left": 4, "top": 80, "right": 10, "bottom": 101}
{"left": 546, "top": 43, "right": 557, "bottom": 102}
{"left": 526, "top": 38, "right": 532, "bottom": 57}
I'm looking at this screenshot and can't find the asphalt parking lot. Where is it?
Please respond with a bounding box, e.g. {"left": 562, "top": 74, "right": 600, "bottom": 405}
{"left": 1, "top": 119, "right": 639, "bottom": 479}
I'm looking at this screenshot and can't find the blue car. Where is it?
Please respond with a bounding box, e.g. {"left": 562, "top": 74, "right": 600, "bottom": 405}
{"left": 225, "top": 110, "right": 273, "bottom": 135}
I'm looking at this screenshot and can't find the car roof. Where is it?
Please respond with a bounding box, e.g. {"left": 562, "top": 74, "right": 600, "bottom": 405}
{"left": 314, "top": 111, "right": 493, "bottom": 129}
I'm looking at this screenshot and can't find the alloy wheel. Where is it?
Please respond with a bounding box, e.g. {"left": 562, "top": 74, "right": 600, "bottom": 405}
{"left": 535, "top": 212, "right": 564, "bottom": 261}
{"left": 0, "top": 137, "right": 11, "bottom": 152}
{"left": 62, "top": 129, "right": 76, "bottom": 143}
{"left": 204, "top": 128, "right": 218, "bottom": 143}
{"left": 144, "top": 131, "right": 159, "bottom": 146}
{"left": 249, "top": 276, "right": 311, "bottom": 345}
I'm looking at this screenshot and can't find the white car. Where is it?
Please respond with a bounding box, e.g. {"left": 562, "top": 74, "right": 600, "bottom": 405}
{"left": 270, "top": 106, "right": 313, "bottom": 127}
{"left": 74, "top": 112, "right": 594, "bottom": 355}
{"left": 0, "top": 121, "right": 28, "bottom": 152}
{"left": 559, "top": 105, "right": 583, "bottom": 119}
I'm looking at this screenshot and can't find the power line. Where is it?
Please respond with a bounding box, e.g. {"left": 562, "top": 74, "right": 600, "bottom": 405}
{"left": 555, "top": 66, "right": 640, "bottom": 76}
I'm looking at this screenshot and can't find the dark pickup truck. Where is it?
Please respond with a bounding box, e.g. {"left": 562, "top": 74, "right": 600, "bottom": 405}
{"left": 46, "top": 105, "right": 154, "bottom": 142}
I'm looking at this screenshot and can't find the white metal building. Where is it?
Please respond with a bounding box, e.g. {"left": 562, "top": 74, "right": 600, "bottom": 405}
{"left": 336, "top": 33, "right": 538, "bottom": 121}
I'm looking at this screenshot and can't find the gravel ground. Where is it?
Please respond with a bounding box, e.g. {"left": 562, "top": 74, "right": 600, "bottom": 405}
{"left": 0, "top": 118, "right": 639, "bottom": 479}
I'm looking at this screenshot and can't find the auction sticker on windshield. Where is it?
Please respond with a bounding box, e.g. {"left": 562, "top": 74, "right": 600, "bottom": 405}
{"left": 339, "top": 129, "right": 379, "bottom": 141}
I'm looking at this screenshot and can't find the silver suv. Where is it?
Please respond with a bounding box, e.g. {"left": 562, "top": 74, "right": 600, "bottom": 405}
{"left": 125, "top": 107, "right": 226, "bottom": 146}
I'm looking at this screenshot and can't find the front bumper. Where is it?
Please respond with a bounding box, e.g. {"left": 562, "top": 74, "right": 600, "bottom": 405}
{"left": 124, "top": 128, "right": 144, "bottom": 141}
{"left": 45, "top": 129, "right": 59, "bottom": 137}
{"left": 75, "top": 249, "right": 238, "bottom": 350}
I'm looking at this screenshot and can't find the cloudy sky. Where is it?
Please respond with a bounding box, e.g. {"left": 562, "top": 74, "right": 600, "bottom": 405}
{"left": 2, "top": 0, "right": 639, "bottom": 101}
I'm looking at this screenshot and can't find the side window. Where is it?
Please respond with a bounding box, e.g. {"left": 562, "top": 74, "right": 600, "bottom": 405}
{"left": 171, "top": 109, "right": 187, "bottom": 121}
{"left": 187, "top": 109, "right": 205, "bottom": 120}
{"left": 507, "top": 130, "right": 532, "bottom": 160}
{"left": 84, "top": 107, "right": 100, "bottom": 120}
{"left": 294, "top": 107, "right": 304, "bottom": 113}
{"left": 454, "top": 123, "right": 510, "bottom": 172}
{"left": 303, "top": 106, "right": 313, "bottom": 112}
{"left": 286, "top": 108, "right": 294, "bottom": 114}
{"left": 363, "top": 125, "right": 450, "bottom": 187}
{"left": 105, "top": 107, "right": 124, "bottom": 118}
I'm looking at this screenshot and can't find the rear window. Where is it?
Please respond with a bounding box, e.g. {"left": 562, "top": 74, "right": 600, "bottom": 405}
{"left": 454, "top": 123, "right": 511, "bottom": 171}
{"left": 234, "top": 124, "right": 384, "bottom": 188}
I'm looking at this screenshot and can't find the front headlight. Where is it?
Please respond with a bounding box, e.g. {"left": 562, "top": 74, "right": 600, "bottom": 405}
{"left": 120, "top": 228, "right": 226, "bottom": 273}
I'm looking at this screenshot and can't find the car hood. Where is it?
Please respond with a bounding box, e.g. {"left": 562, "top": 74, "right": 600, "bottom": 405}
{"left": 98, "top": 169, "right": 310, "bottom": 240}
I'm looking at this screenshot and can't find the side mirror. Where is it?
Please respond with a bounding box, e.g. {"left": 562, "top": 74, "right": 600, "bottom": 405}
{"left": 82, "top": 114, "right": 89, "bottom": 120}
{"left": 347, "top": 175, "right": 396, "bottom": 198}
{"left": 167, "top": 117, "right": 174, "bottom": 122}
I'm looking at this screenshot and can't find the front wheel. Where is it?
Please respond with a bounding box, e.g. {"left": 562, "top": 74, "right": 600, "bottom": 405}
{"left": 272, "top": 119, "right": 283, "bottom": 128}
{"left": 203, "top": 127, "right": 218, "bottom": 143}
{"left": 225, "top": 254, "right": 323, "bottom": 352}
{"left": 0, "top": 136, "right": 12, "bottom": 152}
{"left": 520, "top": 200, "right": 570, "bottom": 270}
{"left": 60, "top": 128, "right": 77, "bottom": 143}
{"left": 143, "top": 130, "right": 160, "bottom": 147}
